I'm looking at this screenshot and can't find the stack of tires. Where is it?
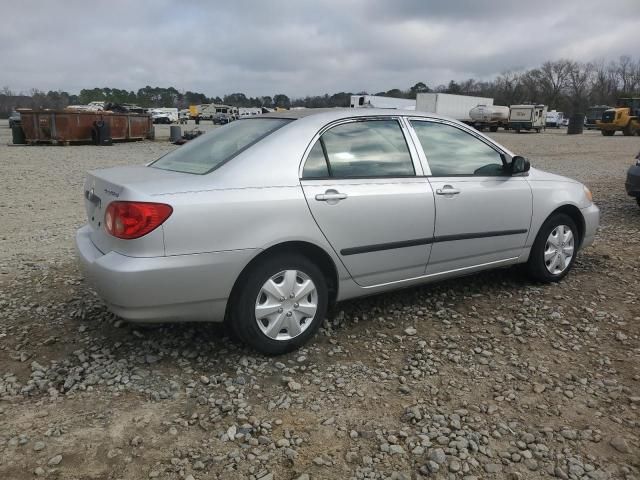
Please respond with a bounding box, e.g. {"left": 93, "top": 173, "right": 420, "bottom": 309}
{"left": 567, "top": 114, "right": 585, "bottom": 135}
{"left": 92, "top": 120, "right": 112, "bottom": 145}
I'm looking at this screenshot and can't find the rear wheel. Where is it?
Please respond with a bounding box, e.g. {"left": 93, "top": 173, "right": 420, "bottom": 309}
{"left": 489, "top": 125, "right": 498, "bottom": 132}
{"left": 229, "top": 253, "right": 328, "bottom": 355}
{"left": 623, "top": 123, "right": 634, "bottom": 136}
{"left": 601, "top": 130, "right": 614, "bottom": 136}
{"left": 636, "top": 197, "right": 640, "bottom": 208}
{"left": 527, "top": 213, "right": 579, "bottom": 283}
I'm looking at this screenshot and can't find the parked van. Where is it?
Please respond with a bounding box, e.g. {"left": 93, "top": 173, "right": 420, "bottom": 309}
{"left": 545, "top": 110, "right": 565, "bottom": 128}
{"left": 509, "top": 105, "right": 547, "bottom": 133}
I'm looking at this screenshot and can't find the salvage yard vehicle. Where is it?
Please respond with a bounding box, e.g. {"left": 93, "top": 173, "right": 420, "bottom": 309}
{"left": 585, "top": 105, "right": 611, "bottom": 129}
{"left": 626, "top": 151, "right": 640, "bottom": 208}
{"left": 469, "top": 104, "right": 509, "bottom": 132}
{"left": 415, "top": 93, "right": 494, "bottom": 122}
{"left": 149, "top": 108, "right": 178, "bottom": 124}
{"left": 350, "top": 95, "right": 416, "bottom": 110}
{"left": 76, "top": 109, "right": 599, "bottom": 354}
{"left": 508, "top": 104, "right": 547, "bottom": 132}
{"left": 213, "top": 113, "right": 233, "bottom": 125}
{"left": 545, "top": 110, "right": 564, "bottom": 128}
{"left": 597, "top": 98, "right": 640, "bottom": 136}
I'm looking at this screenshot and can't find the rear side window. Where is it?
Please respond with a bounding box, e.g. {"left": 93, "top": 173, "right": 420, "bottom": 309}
{"left": 302, "top": 119, "right": 414, "bottom": 178}
{"left": 151, "top": 118, "right": 290, "bottom": 174}
{"left": 302, "top": 140, "right": 329, "bottom": 178}
{"left": 411, "top": 121, "right": 505, "bottom": 176}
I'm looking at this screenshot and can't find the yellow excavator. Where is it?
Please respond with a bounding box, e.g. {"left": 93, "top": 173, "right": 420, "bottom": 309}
{"left": 597, "top": 97, "right": 640, "bottom": 136}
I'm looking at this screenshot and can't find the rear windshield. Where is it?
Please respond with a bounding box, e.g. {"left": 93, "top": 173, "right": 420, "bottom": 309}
{"left": 150, "top": 118, "right": 291, "bottom": 174}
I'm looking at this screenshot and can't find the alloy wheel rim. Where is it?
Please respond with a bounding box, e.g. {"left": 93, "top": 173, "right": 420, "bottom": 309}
{"left": 544, "top": 225, "right": 575, "bottom": 275}
{"left": 255, "top": 270, "right": 318, "bottom": 341}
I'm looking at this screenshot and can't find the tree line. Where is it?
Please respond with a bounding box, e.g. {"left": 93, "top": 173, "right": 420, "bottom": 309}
{"left": 2, "top": 56, "right": 639, "bottom": 118}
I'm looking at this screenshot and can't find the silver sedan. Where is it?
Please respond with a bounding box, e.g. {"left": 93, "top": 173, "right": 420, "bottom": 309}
{"left": 76, "top": 109, "right": 599, "bottom": 354}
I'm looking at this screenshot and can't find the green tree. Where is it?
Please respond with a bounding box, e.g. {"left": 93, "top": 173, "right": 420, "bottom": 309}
{"left": 223, "top": 93, "right": 249, "bottom": 106}
{"left": 273, "top": 94, "right": 290, "bottom": 108}
{"left": 409, "top": 82, "right": 429, "bottom": 98}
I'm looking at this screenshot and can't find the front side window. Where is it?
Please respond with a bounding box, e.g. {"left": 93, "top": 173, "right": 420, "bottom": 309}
{"left": 410, "top": 121, "right": 505, "bottom": 177}
{"left": 151, "top": 118, "right": 290, "bottom": 174}
{"left": 302, "top": 119, "right": 414, "bottom": 178}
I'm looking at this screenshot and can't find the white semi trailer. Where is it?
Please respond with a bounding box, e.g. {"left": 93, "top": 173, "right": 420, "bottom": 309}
{"left": 350, "top": 95, "right": 415, "bottom": 110}
{"left": 469, "top": 105, "right": 510, "bottom": 132}
{"left": 415, "top": 93, "right": 494, "bottom": 122}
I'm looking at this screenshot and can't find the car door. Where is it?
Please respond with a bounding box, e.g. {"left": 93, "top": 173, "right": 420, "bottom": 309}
{"left": 407, "top": 119, "right": 532, "bottom": 275}
{"left": 300, "top": 117, "right": 436, "bottom": 287}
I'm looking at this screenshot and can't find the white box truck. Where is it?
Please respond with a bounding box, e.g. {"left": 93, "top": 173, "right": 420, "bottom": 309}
{"left": 415, "top": 93, "right": 493, "bottom": 122}
{"left": 350, "top": 95, "right": 415, "bottom": 110}
{"left": 509, "top": 105, "right": 547, "bottom": 133}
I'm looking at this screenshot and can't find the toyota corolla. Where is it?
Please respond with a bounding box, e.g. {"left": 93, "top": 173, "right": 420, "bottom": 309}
{"left": 76, "top": 109, "right": 599, "bottom": 354}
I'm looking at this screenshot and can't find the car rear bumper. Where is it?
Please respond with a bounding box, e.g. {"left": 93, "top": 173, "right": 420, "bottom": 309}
{"left": 580, "top": 203, "right": 600, "bottom": 249}
{"left": 75, "top": 225, "right": 257, "bottom": 323}
{"left": 625, "top": 165, "right": 640, "bottom": 197}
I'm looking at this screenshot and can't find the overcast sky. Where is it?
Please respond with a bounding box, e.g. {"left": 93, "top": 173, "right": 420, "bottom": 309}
{"left": 1, "top": 0, "right": 639, "bottom": 98}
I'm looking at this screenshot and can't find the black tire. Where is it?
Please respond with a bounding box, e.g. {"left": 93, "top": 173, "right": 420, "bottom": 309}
{"left": 527, "top": 213, "right": 579, "bottom": 283}
{"left": 601, "top": 130, "right": 614, "bottom": 136}
{"left": 623, "top": 123, "right": 634, "bottom": 136}
{"left": 229, "top": 253, "right": 328, "bottom": 355}
{"left": 636, "top": 197, "right": 640, "bottom": 208}
{"left": 489, "top": 125, "right": 498, "bottom": 132}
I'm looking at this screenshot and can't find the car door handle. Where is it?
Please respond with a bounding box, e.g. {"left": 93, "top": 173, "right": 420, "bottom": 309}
{"left": 435, "top": 186, "right": 461, "bottom": 195}
{"left": 315, "top": 192, "right": 348, "bottom": 202}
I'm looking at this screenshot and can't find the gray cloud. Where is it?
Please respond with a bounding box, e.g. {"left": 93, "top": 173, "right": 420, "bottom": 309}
{"left": 0, "top": 0, "right": 638, "bottom": 98}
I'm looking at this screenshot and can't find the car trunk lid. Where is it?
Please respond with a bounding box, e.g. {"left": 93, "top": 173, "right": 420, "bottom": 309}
{"left": 82, "top": 166, "right": 179, "bottom": 257}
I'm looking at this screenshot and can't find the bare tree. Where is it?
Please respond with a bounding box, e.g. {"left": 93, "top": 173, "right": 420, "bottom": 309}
{"left": 589, "top": 60, "right": 616, "bottom": 105}
{"left": 538, "top": 60, "right": 572, "bottom": 107}
{"left": 567, "top": 61, "right": 593, "bottom": 110}
{"left": 616, "top": 55, "right": 634, "bottom": 93}
{"left": 494, "top": 70, "right": 521, "bottom": 105}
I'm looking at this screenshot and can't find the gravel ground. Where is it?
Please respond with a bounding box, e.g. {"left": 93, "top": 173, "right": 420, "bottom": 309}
{"left": 0, "top": 119, "right": 639, "bottom": 480}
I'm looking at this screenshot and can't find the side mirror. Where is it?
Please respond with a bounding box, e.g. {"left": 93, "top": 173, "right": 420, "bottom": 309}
{"left": 510, "top": 155, "right": 530, "bottom": 175}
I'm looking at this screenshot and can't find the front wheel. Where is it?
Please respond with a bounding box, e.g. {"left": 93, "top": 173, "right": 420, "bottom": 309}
{"left": 229, "top": 254, "right": 328, "bottom": 355}
{"left": 636, "top": 197, "right": 640, "bottom": 208}
{"left": 601, "top": 130, "right": 614, "bottom": 136}
{"left": 527, "top": 213, "right": 579, "bottom": 283}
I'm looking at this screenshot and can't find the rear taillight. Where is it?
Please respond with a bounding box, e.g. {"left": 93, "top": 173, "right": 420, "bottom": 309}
{"left": 105, "top": 201, "right": 173, "bottom": 239}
